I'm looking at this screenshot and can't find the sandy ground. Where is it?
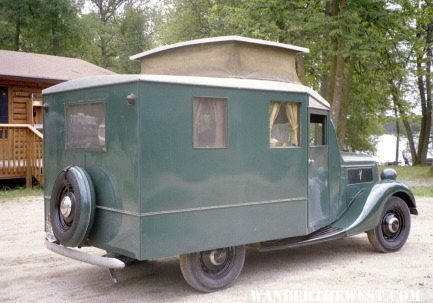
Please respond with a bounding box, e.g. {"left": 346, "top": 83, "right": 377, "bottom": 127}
{"left": 0, "top": 196, "right": 432, "bottom": 303}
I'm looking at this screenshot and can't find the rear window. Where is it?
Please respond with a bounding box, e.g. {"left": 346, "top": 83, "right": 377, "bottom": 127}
{"left": 193, "top": 97, "right": 228, "bottom": 148}
{"left": 65, "top": 102, "right": 106, "bottom": 151}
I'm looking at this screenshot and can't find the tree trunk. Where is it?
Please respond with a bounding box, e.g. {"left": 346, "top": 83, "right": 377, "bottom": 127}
{"left": 336, "top": 57, "right": 355, "bottom": 148}
{"left": 414, "top": 21, "right": 433, "bottom": 165}
{"left": 402, "top": 118, "right": 417, "bottom": 165}
{"left": 324, "top": 0, "right": 349, "bottom": 148}
{"left": 394, "top": 105, "right": 400, "bottom": 164}
{"left": 330, "top": 52, "right": 345, "bottom": 132}
{"left": 14, "top": 12, "right": 21, "bottom": 51}
{"left": 416, "top": 59, "right": 432, "bottom": 164}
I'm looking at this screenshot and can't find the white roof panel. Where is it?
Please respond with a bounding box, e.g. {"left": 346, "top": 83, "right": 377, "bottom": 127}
{"left": 43, "top": 74, "right": 329, "bottom": 110}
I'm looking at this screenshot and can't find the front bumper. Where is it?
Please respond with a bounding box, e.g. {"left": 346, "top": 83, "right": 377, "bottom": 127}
{"left": 45, "top": 238, "right": 125, "bottom": 269}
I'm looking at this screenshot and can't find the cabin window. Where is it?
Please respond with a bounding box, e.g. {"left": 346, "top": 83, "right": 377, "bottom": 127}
{"left": 65, "top": 102, "right": 106, "bottom": 151}
{"left": 0, "top": 87, "right": 8, "bottom": 124}
{"left": 193, "top": 97, "right": 227, "bottom": 148}
{"left": 269, "top": 101, "right": 300, "bottom": 148}
{"left": 309, "top": 114, "right": 326, "bottom": 146}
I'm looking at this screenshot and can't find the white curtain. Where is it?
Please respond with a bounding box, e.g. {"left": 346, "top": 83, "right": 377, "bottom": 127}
{"left": 269, "top": 101, "right": 281, "bottom": 144}
{"left": 285, "top": 103, "right": 299, "bottom": 146}
{"left": 210, "top": 99, "right": 226, "bottom": 147}
{"left": 194, "top": 98, "right": 226, "bottom": 148}
{"left": 193, "top": 99, "right": 203, "bottom": 146}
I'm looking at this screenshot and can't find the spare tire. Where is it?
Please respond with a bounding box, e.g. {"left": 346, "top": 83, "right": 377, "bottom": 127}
{"left": 50, "top": 166, "right": 96, "bottom": 247}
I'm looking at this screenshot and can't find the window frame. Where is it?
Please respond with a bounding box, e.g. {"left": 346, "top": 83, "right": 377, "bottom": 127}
{"left": 192, "top": 96, "right": 228, "bottom": 149}
{"left": 64, "top": 101, "right": 107, "bottom": 152}
{"left": 309, "top": 113, "right": 327, "bottom": 147}
{"left": 269, "top": 101, "right": 301, "bottom": 149}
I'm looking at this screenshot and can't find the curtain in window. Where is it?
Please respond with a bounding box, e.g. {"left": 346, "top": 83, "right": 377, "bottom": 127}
{"left": 193, "top": 99, "right": 203, "bottom": 146}
{"left": 193, "top": 98, "right": 227, "bottom": 148}
{"left": 210, "top": 99, "right": 226, "bottom": 147}
{"left": 269, "top": 101, "right": 281, "bottom": 142}
{"left": 285, "top": 103, "right": 299, "bottom": 146}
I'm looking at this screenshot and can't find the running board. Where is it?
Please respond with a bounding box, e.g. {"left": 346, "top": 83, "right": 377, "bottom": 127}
{"left": 256, "top": 226, "right": 346, "bottom": 252}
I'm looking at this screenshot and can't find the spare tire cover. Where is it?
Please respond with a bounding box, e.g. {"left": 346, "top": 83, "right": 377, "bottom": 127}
{"left": 50, "top": 166, "right": 95, "bottom": 247}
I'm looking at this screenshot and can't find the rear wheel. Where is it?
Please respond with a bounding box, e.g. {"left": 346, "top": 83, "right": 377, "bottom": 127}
{"left": 179, "top": 246, "right": 246, "bottom": 292}
{"left": 367, "top": 196, "right": 411, "bottom": 253}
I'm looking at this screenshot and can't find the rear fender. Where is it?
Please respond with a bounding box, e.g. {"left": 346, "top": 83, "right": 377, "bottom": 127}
{"left": 334, "top": 181, "right": 416, "bottom": 236}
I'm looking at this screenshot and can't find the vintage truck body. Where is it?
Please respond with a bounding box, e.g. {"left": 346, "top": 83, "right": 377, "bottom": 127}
{"left": 43, "top": 36, "right": 417, "bottom": 292}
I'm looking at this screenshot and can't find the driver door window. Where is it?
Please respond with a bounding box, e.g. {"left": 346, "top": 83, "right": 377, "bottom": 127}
{"left": 309, "top": 114, "right": 326, "bottom": 146}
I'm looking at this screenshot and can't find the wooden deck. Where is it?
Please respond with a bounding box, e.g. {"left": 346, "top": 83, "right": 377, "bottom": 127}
{"left": 0, "top": 124, "right": 43, "bottom": 188}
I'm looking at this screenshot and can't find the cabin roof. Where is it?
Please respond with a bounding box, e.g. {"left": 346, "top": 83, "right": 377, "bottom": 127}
{"left": 42, "top": 74, "right": 330, "bottom": 110}
{"left": 130, "top": 36, "right": 309, "bottom": 61}
{"left": 0, "top": 50, "right": 115, "bottom": 82}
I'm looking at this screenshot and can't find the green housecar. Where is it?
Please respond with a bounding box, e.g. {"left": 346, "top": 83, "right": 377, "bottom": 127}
{"left": 43, "top": 36, "right": 417, "bottom": 292}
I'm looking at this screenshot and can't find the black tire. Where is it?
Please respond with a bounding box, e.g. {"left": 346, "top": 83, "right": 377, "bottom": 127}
{"left": 179, "top": 246, "right": 246, "bottom": 292}
{"left": 367, "top": 196, "right": 411, "bottom": 253}
{"left": 50, "top": 166, "right": 95, "bottom": 247}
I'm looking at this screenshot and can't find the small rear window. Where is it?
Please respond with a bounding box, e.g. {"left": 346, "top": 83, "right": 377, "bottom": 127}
{"left": 193, "top": 97, "right": 228, "bottom": 148}
{"left": 65, "top": 102, "right": 106, "bottom": 151}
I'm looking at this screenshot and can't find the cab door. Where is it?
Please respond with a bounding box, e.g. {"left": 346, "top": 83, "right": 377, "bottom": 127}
{"left": 308, "top": 111, "right": 330, "bottom": 231}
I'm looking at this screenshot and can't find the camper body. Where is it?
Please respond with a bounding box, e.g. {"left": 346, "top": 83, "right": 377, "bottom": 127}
{"left": 43, "top": 37, "right": 417, "bottom": 292}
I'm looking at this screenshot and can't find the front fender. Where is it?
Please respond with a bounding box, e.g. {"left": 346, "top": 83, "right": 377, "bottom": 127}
{"left": 333, "top": 181, "right": 416, "bottom": 236}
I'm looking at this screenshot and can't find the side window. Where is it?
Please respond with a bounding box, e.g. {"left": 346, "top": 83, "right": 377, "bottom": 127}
{"left": 193, "top": 97, "right": 227, "bottom": 148}
{"left": 269, "top": 101, "right": 300, "bottom": 148}
{"left": 65, "top": 102, "right": 106, "bottom": 151}
{"left": 309, "top": 114, "right": 326, "bottom": 146}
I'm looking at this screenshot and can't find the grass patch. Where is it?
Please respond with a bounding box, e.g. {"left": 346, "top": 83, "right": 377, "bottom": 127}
{"left": 410, "top": 187, "right": 433, "bottom": 197}
{"left": 0, "top": 186, "right": 43, "bottom": 201}
{"left": 379, "top": 165, "right": 433, "bottom": 181}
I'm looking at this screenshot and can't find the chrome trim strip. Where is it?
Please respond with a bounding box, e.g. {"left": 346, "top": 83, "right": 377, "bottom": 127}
{"left": 95, "top": 197, "right": 306, "bottom": 218}
{"left": 341, "top": 164, "right": 375, "bottom": 168}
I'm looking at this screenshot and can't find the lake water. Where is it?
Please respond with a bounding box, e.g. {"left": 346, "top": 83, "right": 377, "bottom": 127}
{"left": 375, "top": 134, "right": 409, "bottom": 164}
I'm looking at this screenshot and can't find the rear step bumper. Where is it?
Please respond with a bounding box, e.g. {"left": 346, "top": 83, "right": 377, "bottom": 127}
{"left": 45, "top": 238, "right": 125, "bottom": 269}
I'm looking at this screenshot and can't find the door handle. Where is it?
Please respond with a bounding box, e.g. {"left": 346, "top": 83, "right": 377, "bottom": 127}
{"left": 308, "top": 158, "right": 315, "bottom": 164}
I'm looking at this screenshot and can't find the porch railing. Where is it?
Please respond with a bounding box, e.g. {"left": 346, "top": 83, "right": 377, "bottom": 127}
{"left": 0, "top": 124, "right": 44, "bottom": 188}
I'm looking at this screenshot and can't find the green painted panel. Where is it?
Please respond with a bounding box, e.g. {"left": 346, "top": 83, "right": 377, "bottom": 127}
{"left": 89, "top": 209, "right": 140, "bottom": 259}
{"left": 308, "top": 145, "right": 330, "bottom": 231}
{"left": 135, "top": 83, "right": 309, "bottom": 259}
{"left": 139, "top": 199, "right": 307, "bottom": 260}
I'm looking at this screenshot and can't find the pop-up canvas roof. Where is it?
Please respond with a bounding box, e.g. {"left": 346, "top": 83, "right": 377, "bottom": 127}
{"left": 130, "top": 36, "right": 309, "bottom": 83}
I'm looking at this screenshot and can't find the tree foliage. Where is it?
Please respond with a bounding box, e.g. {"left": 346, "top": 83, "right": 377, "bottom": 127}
{"left": 158, "top": 0, "right": 433, "bottom": 159}
{"left": 0, "top": 0, "right": 432, "bottom": 160}
{"left": 0, "top": 0, "right": 158, "bottom": 73}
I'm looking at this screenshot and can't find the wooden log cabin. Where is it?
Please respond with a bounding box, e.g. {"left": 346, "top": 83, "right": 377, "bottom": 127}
{"left": 0, "top": 50, "right": 114, "bottom": 187}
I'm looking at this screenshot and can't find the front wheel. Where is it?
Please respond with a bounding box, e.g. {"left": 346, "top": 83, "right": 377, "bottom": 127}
{"left": 179, "top": 246, "right": 246, "bottom": 292}
{"left": 367, "top": 196, "right": 411, "bottom": 253}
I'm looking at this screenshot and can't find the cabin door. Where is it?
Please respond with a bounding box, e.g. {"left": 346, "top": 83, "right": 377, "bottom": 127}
{"left": 307, "top": 112, "right": 330, "bottom": 231}
{"left": 0, "top": 87, "right": 8, "bottom": 123}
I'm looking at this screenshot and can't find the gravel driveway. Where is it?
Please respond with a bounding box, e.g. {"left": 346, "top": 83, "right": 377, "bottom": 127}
{"left": 0, "top": 196, "right": 432, "bottom": 302}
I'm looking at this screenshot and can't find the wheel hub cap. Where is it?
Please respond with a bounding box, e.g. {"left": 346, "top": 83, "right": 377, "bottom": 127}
{"left": 209, "top": 249, "right": 227, "bottom": 266}
{"left": 60, "top": 195, "right": 72, "bottom": 218}
{"left": 383, "top": 213, "right": 400, "bottom": 236}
